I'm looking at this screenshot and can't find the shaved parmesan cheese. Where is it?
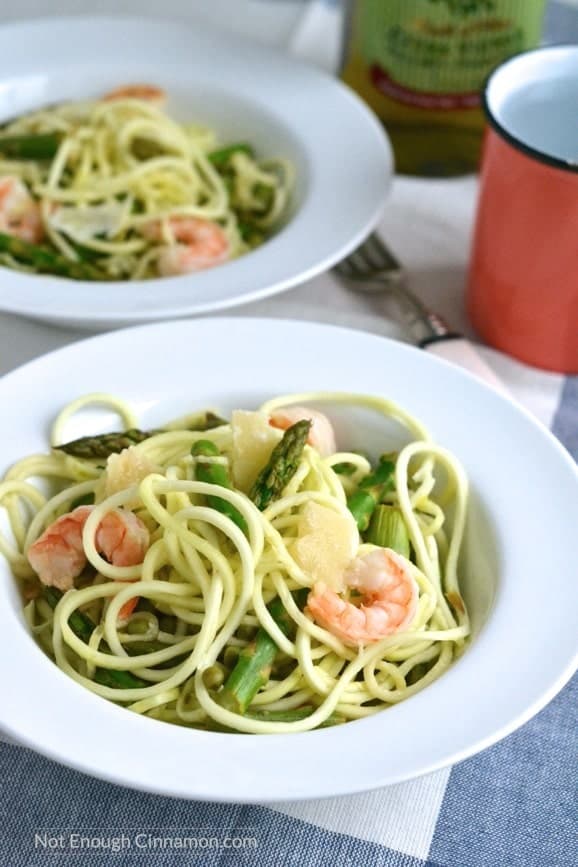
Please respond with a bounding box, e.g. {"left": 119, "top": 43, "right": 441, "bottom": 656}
{"left": 231, "top": 410, "right": 282, "bottom": 493}
{"left": 50, "top": 201, "right": 126, "bottom": 242}
{"left": 293, "top": 502, "right": 358, "bottom": 590}
{"left": 101, "top": 446, "right": 158, "bottom": 502}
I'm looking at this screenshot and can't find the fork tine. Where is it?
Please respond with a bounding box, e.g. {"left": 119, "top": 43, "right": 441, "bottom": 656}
{"left": 363, "top": 234, "right": 387, "bottom": 269}
{"left": 334, "top": 258, "right": 357, "bottom": 279}
{"left": 352, "top": 235, "right": 384, "bottom": 272}
{"left": 335, "top": 249, "right": 371, "bottom": 279}
{"left": 365, "top": 233, "right": 402, "bottom": 272}
{"left": 348, "top": 250, "right": 374, "bottom": 274}
{"left": 336, "top": 232, "right": 403, "bottom": 281}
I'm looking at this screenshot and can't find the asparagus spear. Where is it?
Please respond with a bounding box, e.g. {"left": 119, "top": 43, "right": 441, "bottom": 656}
{"left": 93, "top": 668, "right": 148, "bottom": 689}
{"left": 43, "top": 586, "right": 93, "bottom": 642}
{"left": 333, "top": 450, "right": 371, "bottom": 476}
{"left": 366, "top": 505, "right": 410, "bottom": 559}
{"left": 219, "top": 592, "right": 307, "bottom": 715}
{"left": 333, "top": 462, "right": 356, "bottom": 476}
{"left": 236, "top": 219, "right": 265, "bottom": 248}
{"left": 54, "top": 412, "right": 227, "bottom": 459}
{"left": 55, "top": 428, "right": 155, "bottom": 459}
{"left": 253, "top": 182, "right": 274, "bottom": 212}
{"left": 0, "top": 233, "right": 109, "bottom": 281}
{"left": 208, "top": 142, "right": 254, "bottom": 168}
{"left": 217, "top": 427, "right": 311, "bottom": 713}
{"left": 198, "top": 707, "right": 346, "bottom": 732}
{"left": 347, "top": 456, "right": 396, "bottom": 532}
{"left": 249, "top": 420, "right": 311, "bottom": 510}
{"left": 191, "top": 439, "right": 248, "bottom": 534}
{"left": 42, "top": 587, "right": 148, "bottom": 689}
{"left": 406, "top": 662, "right": 431, "bottom": 686}
{"left": 246, "top": 707, "right": 346, "bottom": 727}
{"left": 0, "top": 132, "right": 62, "bottom": 160}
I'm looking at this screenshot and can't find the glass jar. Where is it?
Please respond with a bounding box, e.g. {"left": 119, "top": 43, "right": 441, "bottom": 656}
{"left": 341, "top": 0, "right": 546, "bottom": 176}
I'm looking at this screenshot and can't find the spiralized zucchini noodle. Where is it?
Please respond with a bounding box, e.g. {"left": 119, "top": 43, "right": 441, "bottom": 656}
{"left": 0, "top": 392, "right": 470, "bottom": 734}
{"left": 0, "top": 85, "right": 292, "bottom": 280}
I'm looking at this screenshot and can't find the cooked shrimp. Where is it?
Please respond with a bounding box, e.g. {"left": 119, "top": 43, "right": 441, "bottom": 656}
{"left": 270, "top": 406, "right": 337, "bottom": 457}
{"left": 27, "top": 506, "right": 90, "bottom": 591}
{"left": 27, "top": 506, "right": 149, "bottom": 592}
{"left": 0, "top": 176, "right": 44, "bottom": 243}
{"left": 102, "top": 84, "right": 166, "bottom": 107}
{"left": 306, "top": 548, "right": 418, "bottom": 646}
{"left": 142, "top": 216, "right": 230, "bottom": 277}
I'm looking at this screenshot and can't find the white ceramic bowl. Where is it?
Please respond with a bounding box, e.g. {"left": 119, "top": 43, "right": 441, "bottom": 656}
{"left": 0, "top": 318, "right": 576, "bottom": 801}
{"left": 0, "top": 16, "right": 392, "bottom": 329}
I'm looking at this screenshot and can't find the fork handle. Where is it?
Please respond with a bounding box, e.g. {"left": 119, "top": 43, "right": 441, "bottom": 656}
{"left": 422, "top": 335, "right": 509, "bottom": 395}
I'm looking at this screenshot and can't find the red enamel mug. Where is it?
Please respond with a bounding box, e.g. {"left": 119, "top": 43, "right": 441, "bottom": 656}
{"left": 467, "top": 46, "right": 578, "bottom": 374}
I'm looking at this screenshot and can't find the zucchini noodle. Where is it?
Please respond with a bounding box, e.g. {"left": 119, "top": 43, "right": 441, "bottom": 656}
{"left": 0, "top": 391, "right": 470, "bottom": 733}
{"left": 0, "top": 88, "right": 292, "bottom": 280}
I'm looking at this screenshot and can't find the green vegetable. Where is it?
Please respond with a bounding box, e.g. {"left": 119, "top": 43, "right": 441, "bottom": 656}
{"left": 42, "top": 587, "right": 147, "bottom": 689}
{"left": 347, "top": 456, "right": 396, "bottom": 532}
{"left": 124, "top": 639, "right": 168, "bottom": 655}
{"left": 253, "top": 182, "right": 274, "bottom": 212}
{"left": 237, "top": 219, "right": 265, "bottom": 248}
{"left": 332, "top": 462, "right": 357, "bottom": 476}
{"left": 0, "top": 132, "right": 62, "bottom": 160}
{"left": 69, "top": 493, "right": 96, "bottom": 509}
{"left": 249, "top": 420, "right": 311, "bottom": 510}
{"left": 187, "top": 412, "right": 228, "bottom": 431}
{"left": 333, "top": 450, "right": 371, "bottom": 476}
{"left": 208, "top": 142, "right": 254, "bottom": 168}
{"left": 93, "top": 668, "right": 148, "bottom": 689}
{"left": 55, "top": 428, "right": 155, "bottom": 459}
{"left": 219, "top": 593, "right": 305, "bottom": 715}
{"left": 42, "top": 586, "right": 93, "bottom": 643}
{"left": 130, "top": 137, "right": 164, "bottom": 160}
{"left": 366, "top": 505, "right": 410, "bottom": 559}
{"left": 406, "top": 661, "right": 433, "bottom": 686}
{"left": 54, "top": 412, "right": 227, "bottom": 459}
{"left": 68, "top": 239, "right": 106, "bottom": 264}
{"left": 202, "top": 663, "right": 227, "bottom": 690}
{"left": 191, "top": 439, "right": 248, "bottom": 534}
{"left": 198, "top": 707, "right": 345, "bottom": 733}
{"left": 223, "top": 646, "right": 240, "bottom": 669}
{"left": 0, "top": 233, "right": 110, "bottom": 281}
{"left": 246, "top": 707, "right": 346, "bottom": 727}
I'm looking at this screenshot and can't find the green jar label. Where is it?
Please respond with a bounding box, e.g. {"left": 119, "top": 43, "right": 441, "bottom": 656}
{"left": 360, "top": 0, "right": 545, "bottom": 109}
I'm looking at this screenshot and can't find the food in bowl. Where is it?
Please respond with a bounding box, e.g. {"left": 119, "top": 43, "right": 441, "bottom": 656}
{"left": 0, "top": 84, "right": 292, "bottom": 281}
{"left": 0, "top": 391, "right": 469, "bottom": 733}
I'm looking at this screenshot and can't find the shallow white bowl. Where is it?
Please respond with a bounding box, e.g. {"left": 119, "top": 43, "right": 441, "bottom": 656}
{"left": 0, "top": 16, "right": 392, "bottom": 329}
{"left": 0, "top": 318, "right": 576, "bottom": 801}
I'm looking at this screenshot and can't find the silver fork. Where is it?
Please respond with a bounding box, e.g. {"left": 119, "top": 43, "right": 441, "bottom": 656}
{"left": 335, "top": 233, "right": 508, "bottom": 394}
